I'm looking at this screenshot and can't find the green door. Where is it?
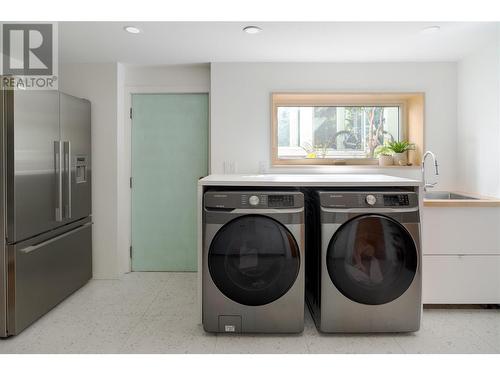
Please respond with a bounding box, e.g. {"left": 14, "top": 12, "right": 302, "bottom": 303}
{"left": 131, "top": 93, "right": 208, "bottom": 271}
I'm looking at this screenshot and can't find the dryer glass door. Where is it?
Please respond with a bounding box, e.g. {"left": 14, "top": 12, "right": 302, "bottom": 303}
{"left": 326, "top": 214, "right": 417, "bottom": 305}
{"left": 208, "top": 215, "right": 300, "bottom": 306}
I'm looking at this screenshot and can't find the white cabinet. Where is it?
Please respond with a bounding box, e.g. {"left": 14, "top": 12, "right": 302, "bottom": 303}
{"left": 423, "top": 206, "right": 500, "bottom": 255}
{"left": 422, "top": 206, "right": 500, "bottom": 303}
{"left": 423, "top": 255, "right": 500, "bottom": 303}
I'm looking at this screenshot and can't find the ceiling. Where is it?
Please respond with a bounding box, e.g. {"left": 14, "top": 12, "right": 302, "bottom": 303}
{"left": 59, "top": 22, "right": 498, "bottom": 65}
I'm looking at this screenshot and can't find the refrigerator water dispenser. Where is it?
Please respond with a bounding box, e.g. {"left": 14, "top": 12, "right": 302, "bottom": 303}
{"left": 76, "top": 156, "right": 87, "bottom": 183}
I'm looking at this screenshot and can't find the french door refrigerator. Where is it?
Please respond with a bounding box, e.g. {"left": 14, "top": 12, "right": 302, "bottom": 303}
{"left": 0, "top": 89, "right": 92, "bottom": 337}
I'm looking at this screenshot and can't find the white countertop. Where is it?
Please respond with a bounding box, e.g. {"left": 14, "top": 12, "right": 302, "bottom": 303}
{"left": 198, "top": 174, "right": 421, "bottom": 187}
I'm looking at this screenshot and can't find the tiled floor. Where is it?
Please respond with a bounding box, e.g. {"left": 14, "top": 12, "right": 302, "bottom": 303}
{"left": 0, "top": 272, "right": 498, "bottom": 354}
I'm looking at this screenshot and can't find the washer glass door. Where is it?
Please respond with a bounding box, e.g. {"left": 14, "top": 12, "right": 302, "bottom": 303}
{"left": 326, "top": 214, "right": 417, "bottom": 305}
{"left": 208, "top": 214, "right": 300, "bottom": 306}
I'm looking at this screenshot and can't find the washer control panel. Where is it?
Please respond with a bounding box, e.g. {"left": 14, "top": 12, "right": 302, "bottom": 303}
{"left": 204, "top": 191, "right": 304, "bottom": 209}
{"left": 319, "top": 191, "right": 418, "bottom": 209}
{"left": 268, "top": 194, "right": 295, "bottom": 207}
{"left": 383, "top": 194, "right": 411, "bottom": 207}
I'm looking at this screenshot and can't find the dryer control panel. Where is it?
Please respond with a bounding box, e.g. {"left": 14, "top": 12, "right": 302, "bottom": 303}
{"left": 383, "top": 194, "right": 411, "bottom": 207}
{"left": 319, "top": 191, "right": 418, "bottom": 209}
{"left": 204, "top": 191, "right": 304, "bottom": 209}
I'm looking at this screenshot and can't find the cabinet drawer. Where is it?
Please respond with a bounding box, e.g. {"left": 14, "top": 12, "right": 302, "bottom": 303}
{"left": 423, "top": 207, "right": 500, "bottom": 255}
{"left": 423, "top": 255, "right": 500, "bottom": 304}
{"left": 11, "top": 224, "right": 92, "bottom": 334}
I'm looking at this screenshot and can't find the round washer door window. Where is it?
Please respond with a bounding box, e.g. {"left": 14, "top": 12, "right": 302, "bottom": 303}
{"left": 208, "top": 214, "right": 300, "bottom": 306}
{"left": 326, "top": 214, "right": 417, "bottom": 305}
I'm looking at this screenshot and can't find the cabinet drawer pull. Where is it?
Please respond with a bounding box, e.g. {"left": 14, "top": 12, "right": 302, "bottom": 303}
{"left": 21, "top": 223, "right": 92, "bottom": 254}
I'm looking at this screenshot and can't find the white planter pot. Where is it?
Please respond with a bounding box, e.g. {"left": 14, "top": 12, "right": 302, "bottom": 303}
{"left": 393, "top": 152, "right": 408, "bottom": 166}
{"left": 378, "top": 155, "right": 394, "bottom": 166}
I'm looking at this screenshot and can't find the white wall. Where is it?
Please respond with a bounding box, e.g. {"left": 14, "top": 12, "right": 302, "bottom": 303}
{"left": 457, "top": 29, "right": 500, "bottom": 197}
{"left": 59, "top": 63, "right": 121, "bottom": 279}
{"left": 116, "top": 63, "right": 128, "bottom": 275}
{"left": 125, "top": 64, "right": 210, "bottom": 89}
{"left": 210, "top": 62, "right": 459, "bottom": 188}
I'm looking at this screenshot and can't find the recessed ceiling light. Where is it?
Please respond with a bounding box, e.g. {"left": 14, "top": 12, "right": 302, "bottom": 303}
{"left": 243, "top": 26, "right": 262, "bottom": 34}
{"left": 421, "top": 26, "right": 441, "bottom": 34}
{"left": 124, "top": 26, "right": 141, "bottom": 34}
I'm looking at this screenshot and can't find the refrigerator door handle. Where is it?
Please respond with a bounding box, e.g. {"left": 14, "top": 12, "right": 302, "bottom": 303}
{"left": 63, "top": 141, "right": 72, "bottom": 219}
{"left": 20, "top": 222, "right": 92, "bottom": 254}
{"left": 54, "top": 141, "right": 63, "bottom": 222}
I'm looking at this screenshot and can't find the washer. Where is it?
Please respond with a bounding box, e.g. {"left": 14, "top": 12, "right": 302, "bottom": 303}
{"left": 203, "top": 190, "right": 305, "bottom": 333}
{"left": 306, "top": 188, "right": 421, "bottom": 333}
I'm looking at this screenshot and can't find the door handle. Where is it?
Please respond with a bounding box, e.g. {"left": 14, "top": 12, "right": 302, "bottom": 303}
{"left": 20, "top": 222, "right": 92, "bottom": 254}
{"left": 63, "top": 141, "right": 72, "bottom": 219}
{"left": 54, "top": 141, "right": 62, "bottom": 222}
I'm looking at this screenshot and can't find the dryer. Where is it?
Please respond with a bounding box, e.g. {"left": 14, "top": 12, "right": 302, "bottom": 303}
{"left": 203, "top": 190, "right": 305, "bottom": 333}
{"left": 306, "top": 188, "right": 421, "bottom": 333}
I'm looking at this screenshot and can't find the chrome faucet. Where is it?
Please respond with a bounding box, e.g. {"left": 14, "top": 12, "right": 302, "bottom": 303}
{"left": 422, "top": 151, "right": 439, "bottom": 192}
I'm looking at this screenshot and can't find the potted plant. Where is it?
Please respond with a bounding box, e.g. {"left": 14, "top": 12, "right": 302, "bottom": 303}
{"left": 300, "top": 142, "right": 317, "bottom": 159}
{"left": 300, "top": 142, "right": 329, "bottom": 159}
{"left": 388, "top": 141, "right": 415, "bottom": 166}
{"left": 374, "top": 145, "right": 394, "bottom": 166}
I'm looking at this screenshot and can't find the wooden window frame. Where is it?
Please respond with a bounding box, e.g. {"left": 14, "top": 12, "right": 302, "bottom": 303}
{"left": 271, "top": 92, "right": 424, "bottom": 166}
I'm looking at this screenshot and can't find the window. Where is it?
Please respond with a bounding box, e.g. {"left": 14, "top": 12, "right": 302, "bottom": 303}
{"left": 271, "top": 93, "right": 424, "bottom": 166}
{"left": 277, "top": 106, "right": 400, "bottom": 159}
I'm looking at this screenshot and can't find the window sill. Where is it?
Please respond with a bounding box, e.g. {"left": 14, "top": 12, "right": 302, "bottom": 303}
{"left": 271, "top": 164, "right": 421, "bottom": 170}
{"left": 273, "top": 157, "right": 421, "bottom": 167}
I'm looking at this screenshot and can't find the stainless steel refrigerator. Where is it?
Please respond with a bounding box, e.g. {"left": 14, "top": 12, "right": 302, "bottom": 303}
{"left": 0, "top": 89, "right": 92, "bottom": 337}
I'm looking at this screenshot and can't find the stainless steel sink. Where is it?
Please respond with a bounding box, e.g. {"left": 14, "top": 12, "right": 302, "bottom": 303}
{"left": 424, "top": 191, "right": 478, "bottom": 200}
